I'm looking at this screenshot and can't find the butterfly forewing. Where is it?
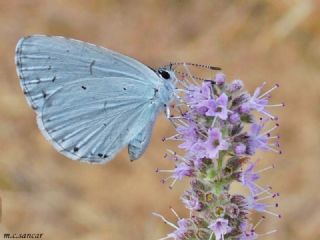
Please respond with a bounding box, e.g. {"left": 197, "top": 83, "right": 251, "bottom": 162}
{"left": 15, "top": 35, "right": 163, "bottom": 163}
{"left": 15, "top": 35, "right": 158, "bottom": 111}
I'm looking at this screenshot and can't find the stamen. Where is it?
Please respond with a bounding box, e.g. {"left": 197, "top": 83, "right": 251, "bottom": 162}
{"left": 165, "top": 150, "right": 189, "bottom": 163}
{"left": 253, "top": 182, "right": 273, "bottom": 196}
{"left": 260, "top": 110, "right": 275, "bottom": 119}
{"left": 254, "top": 216, "right": 265, "bottom": 229}
{"left": 175, "top": 88, "right": 190, "bottom": 93}
{"left": 261, "top": 209, "right": 281, "bottom": 218}
{"left": 168, "top": 118, "right": 179, "bottom": 128}
{"left": 176, "top": 75, "right": 190, "bottom": 88}
{"left": 268, "top": 135, "right": 280, "bottom": 139}
{"left": 265, "top": 203, "right": 279, "bottom": 208}
{"left": 157, "top": 169, "right": 174, "bottom": 173}
{"left": 258, "top": 229, "right": 277, "bottom": 237}
{"left": 152, "top": 212, "right": 178, "bottom": 229}
{"left": 256, "top": 194, "right": 277, "bottom": 201}
{"left": 265, "top": 103, "right": 285, "bottom": 108}
{"left": 163, "top": 135, "right": 183, "bottom": 141}
{"left": 168, "top": 116, "right": 186, "bottom": 120}
{"left": 211, "top": 116, "right": 217, "bottom": 128}
{"left": 173, "top": 71, "right": 191, "bottom": 87}
{"left": 158, "top": 236, "right": 171, "bottom": 240}
{"left": 264, "top": 145, "right": 281, "bottom": 154}
{"left": 169, "top": 178, "right": 178, "bottom": 189}
{"left": 258, "top": 84, "right": 279, "bottom": 99}
{"left": 169, "top": 206, "right": 181, "bottom": 220}
{"left": 256, "top": 165, "right": 275, "bottom": 174}
{"left": 177, "top": 119, "right": 189, "bottom": 127}
{"left": 254, "top": 186, "right": 273, "bottom": 197}
{"left": 270, "top": 142, "right": 280, "bottom": 148}
{"left": 208, "top": 232, "right": 214, "bottom": 240}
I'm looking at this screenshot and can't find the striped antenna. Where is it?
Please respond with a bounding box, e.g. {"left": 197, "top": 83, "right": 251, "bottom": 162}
{"left": 163, "top": 62, "right": 222, "bottom": 71}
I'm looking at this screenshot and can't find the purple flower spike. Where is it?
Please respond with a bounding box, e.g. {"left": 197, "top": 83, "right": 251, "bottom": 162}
{"left": 209, "top": 218, "right": 232, "bottom": 240}
{"left": 156, "top": 68, "right": 282, "bottom": 240}
{"left": 204, "top": 128, "right": 229, "bottom": 159}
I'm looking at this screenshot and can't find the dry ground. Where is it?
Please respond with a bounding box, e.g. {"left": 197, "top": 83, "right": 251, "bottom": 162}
{"left": 0, "top": 1, "right": 319, "bottom": 239}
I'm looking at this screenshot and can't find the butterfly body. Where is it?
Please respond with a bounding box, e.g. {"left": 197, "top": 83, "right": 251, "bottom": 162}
{"left": 15, "top": 35, "right": 176, "bottom": 163}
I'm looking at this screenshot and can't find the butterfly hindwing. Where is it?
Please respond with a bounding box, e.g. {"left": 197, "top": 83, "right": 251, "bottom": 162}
{"left": 37, "top": 77, "right": 159, "bottom": 163}
{"left": 128, "top": 120, "right": 155, "bottom": 160}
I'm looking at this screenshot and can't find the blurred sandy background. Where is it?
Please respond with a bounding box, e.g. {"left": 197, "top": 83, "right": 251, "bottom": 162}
{"left": 0, "top": 1, "right": 319, "bottom": 239}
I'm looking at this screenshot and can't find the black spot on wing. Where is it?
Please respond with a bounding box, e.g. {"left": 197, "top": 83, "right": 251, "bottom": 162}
{"left": 42, "top": 90, "right": 47, "bottom": 99}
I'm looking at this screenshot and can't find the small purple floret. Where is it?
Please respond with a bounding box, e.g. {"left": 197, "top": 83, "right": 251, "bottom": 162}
{"left": 247, "top": 123, "right": 269, "bottom": 154}
{"left": 203, "top": 128, "right": 229, "bottom": 159}
{"left": 215, "top": 72, "right": 226, "bottom": 85}
{"left": 240, "top": 162, "right": 260, "bottom": 194}
{"left": 205, "top": 93, "right": 230, "bottom": 120}
{"left": 209, "top": 218, "right": 232, "bottom": 240}
{"left": 229, "top": 79, "right": 244, "bottom": 92}
{"left": 234, "top": 143, "right": 246, "bottom": 155}
{"left": 173, "top": 163, "right": 194, "bottom": 180}
{"left": 177, "top": 123, "right": 198, "bottom": 150}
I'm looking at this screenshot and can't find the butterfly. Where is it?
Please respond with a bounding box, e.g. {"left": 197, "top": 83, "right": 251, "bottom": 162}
{"left": 15, "top": 35, "right": 221, "bottom": 164}
{"left": 15, "top": 35, "right": 182, "bottom": 164}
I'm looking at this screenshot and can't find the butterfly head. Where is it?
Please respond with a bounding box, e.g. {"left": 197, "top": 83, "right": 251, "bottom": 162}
{"left": 153, "top": 67, "right": 176, "bottom": 104}
{"left": 157, "top": 68, "right": 175, "bottom": 81}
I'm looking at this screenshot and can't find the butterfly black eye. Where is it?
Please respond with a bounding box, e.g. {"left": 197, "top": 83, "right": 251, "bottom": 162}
{"left": 159, "top": 70, "right": 170, "bottom": 80}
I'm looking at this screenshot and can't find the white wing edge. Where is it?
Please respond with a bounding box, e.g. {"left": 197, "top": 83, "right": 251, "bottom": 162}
{"left": 36, "top": 112, "right": 116, "bottom": 164}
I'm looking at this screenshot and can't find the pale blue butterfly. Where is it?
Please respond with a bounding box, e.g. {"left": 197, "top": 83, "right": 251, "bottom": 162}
{"left": 15, "top": 35, "right": 220, "bottom": 164}
{"left": 15, "top": 35, "right": 181, "bottom": 163}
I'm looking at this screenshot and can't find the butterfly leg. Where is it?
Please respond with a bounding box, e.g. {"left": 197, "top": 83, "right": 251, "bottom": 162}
{"left": 164, "top": 104, "right": 179, "bottom": 128}
{"left": 164, "top": 104, "right": 171, "bottom": 118}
